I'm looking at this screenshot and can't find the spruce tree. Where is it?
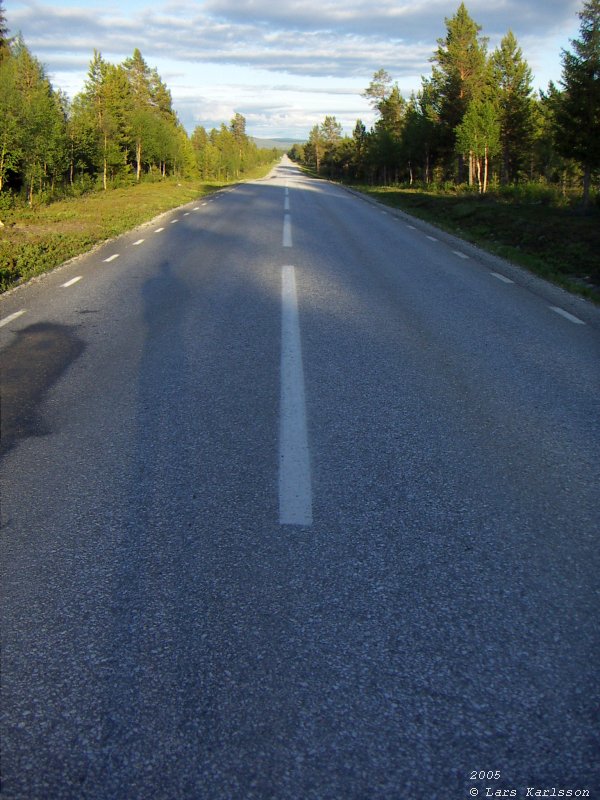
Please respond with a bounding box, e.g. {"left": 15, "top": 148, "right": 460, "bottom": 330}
{"left": 0, "top": 0, "right": 10, "bottom": 60}
{"left": 491, "top": 31, "right": 535, "bottom": 183}
{"left": 554, "top": 0, "right": 600, "bottom": 205}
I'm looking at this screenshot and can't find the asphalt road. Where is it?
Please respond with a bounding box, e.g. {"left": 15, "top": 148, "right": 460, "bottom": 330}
{"left": 1, "top": 157, "right": 599, "bottom": 799}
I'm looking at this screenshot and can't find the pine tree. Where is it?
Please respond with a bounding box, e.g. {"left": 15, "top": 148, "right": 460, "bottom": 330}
{"left": 553, "top": 0, "right": 600, "bottom": 205}
{"left": 491, "top": 31, "right": 536, "bottom": 183}
{"left": 431, "top": 2, "right": 489, "bottom": 181}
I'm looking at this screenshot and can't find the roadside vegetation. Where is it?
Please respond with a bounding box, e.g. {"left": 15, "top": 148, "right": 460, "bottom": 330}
{"left": 0, "top": 0, "right": 280, "bottom": 291}
{"left": 0, "top": 164, "right": 275, "bottom": 292}
{"left": 289, "top": 0, "right": 599, "bottom": 300}
{"left": 352, "top": 184, "right": 600, "bottom": 301}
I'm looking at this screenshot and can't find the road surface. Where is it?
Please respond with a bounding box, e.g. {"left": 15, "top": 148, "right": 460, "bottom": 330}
{"left": 1, "top": 157, "right": 599, "bottom": 799}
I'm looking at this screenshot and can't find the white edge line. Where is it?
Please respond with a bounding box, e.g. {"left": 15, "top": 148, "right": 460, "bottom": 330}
{"left": 62, "top": 276, "right": 82, "bottom": 287}
{"left": 491, "top": 272, "right": 514, "bottom": 284}
{"left": 280, "top": 265, "right": 312, "bottom": 526}
{"left": 549, "top": 306, "right": 585, "bottom": 325}
{"left": 0, "top": 309, "right": 26, "bottom": 328}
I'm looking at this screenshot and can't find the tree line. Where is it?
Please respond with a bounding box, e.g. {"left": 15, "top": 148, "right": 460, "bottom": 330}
{"left": 0, "top": 1, "right": 277, "bottom": 206}
{"left": 290, "top": 0, "right": 599, "bottom": 205}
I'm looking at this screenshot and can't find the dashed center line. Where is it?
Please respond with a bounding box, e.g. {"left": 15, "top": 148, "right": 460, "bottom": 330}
{"left": 453, "top": 250, "right": 469, "bottom": 259}
{"left": 549, "top": 306, "right": 585, "bottom": 325}
{"left": 62, "top": 276, "right": 82, "bottom": 288}
{"left": 426, "top": 235, "right": 438, "bottom": 241}
{"left": 280, "top": 265, "right": 312, "bottom": 526}
{"left": 155, "top": 227, "right": 165, "bottom": 233}
{"left": 170, "top": 219, "right": 179, "bottom": 224}
{"left": 104, "top": 254, "right": 120, "bottom": 263}
{"left": 133, "top": 239, "right": 145, "bottom": 246}
{"left": 283, "top": 214, "right": 293, "bottom": 247}
{"left": 0, "top": 309, "right": 26, "bottom": 328}
{"left": 407, "top": 224, "right": 416, "bottom": 230}
{"left": 183, "top": 212, "right": 190, "bottom": 216}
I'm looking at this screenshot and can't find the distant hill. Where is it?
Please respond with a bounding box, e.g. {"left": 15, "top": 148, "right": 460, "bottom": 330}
{"left": 251, "top": 137, "right": 305, "bottom": 151}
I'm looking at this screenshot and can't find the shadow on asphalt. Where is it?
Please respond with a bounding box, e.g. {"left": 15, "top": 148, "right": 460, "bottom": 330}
{"left": 0, "top": 322, "right": 86, "bottom": 456}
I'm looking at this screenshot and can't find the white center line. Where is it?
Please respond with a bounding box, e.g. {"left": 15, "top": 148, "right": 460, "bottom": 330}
{"left": 284, "top": 195, "right": 290, "bottom": 211}
{"left": 133, "top": 239, "right": 144, "bottom": 246}
{"left": 61, "top": 276, "right": 82, "bottom": 287}
{"left": 155, "top": 227, "right": 165, "bottom": 233}
{"left": 491, "top": 272, "right": 514, "bottom": 284}
{"left": 0, "top": 309, "right": 26, "bottom": 328}
{"left": 280, "top": 265, "right": 312, "bottom": 526}
{"left": 104, "top": 254, "right": 120, "bottom": 263}
{"left": 283, "top": 214, "right": 293, "bottom": 247}
{"left": 407, "top": 224, "right": 416, "bottom": 230}
{"left": 426, "top": 235, "right": 438, "bottom": 241}
{"left": 193, "top": 206, "right": 200, "bottom": 210}
{"left": 549, "top": 306, "right": 585, "bottom": 325}
{"left": 453, "top": 250, "right": 469, "bottom": 259}
{"left": 170, "top": 219, "right": 179, "bottom": 224}
{"left": 183, "top": 212, "right": 190, "bottom": 216}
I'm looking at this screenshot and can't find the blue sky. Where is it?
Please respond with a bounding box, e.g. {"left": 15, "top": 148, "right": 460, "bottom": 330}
{"left": 7, "top": 0, "right": 582, "bottom": 140}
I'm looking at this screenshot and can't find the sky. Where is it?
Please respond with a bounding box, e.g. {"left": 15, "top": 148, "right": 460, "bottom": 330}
{"left": 7, "top": 0, "right": 583, "bottom": 140}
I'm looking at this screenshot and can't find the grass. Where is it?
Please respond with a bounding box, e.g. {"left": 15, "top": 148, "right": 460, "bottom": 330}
{"left": 348, "top": 183, "right": 600, "bottom": 303}
{"left": 0, "top": 162, "right": 275, "bottom": 293}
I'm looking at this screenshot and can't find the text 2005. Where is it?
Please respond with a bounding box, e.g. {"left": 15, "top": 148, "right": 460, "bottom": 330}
{"left": 470, "top": 772, "right": 501, "bottom": 781}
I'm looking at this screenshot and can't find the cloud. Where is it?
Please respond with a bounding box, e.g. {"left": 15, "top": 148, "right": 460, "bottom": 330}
{"left": 8, "top": 0, "right": 582, "bottom": 137}
{"left": 10, "top": 0, "right": 581, "bottom": 80}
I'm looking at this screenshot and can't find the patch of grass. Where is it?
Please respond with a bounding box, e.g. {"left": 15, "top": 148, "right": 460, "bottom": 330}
{"left": 0, "top": 164, "right": 275, "bottom": 292}
{"left": 349, "top": 184, "right": 600, "bottom": 303}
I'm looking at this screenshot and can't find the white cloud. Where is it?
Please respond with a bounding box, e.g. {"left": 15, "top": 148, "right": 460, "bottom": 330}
{"left": 8, "top": 0, "right": 582, "bottom": 138}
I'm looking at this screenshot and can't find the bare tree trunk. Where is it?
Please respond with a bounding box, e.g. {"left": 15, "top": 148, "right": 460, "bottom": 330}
{"left": 468, "top": 151, "right": 474, "bottom": 186}
{"left": 582, "top": 164, "right": 591, "bottom": 208}
{"left": 483, "top": 146, "right": 489, "bottom": 194}
{"left": 103, "top": 133, "right": 108, "bottom": 190}
{"left": 136, "top": 140, "right": 142, "bottom": 182}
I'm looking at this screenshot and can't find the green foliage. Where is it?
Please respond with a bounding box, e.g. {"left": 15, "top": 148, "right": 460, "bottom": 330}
{"left": 191, "top": 114, "right": 275, "bottom": 181}
{"left": 294, "top": 1, "right": 597, "bottom": 205}
{"left": 552, "top": 0, "right": 600, "bottom": 205}
{"left": 491, "top": 31, "right": 536, "bottom": 183}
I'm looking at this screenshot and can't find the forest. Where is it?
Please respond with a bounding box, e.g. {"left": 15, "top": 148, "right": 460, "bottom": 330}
{"left": 290, "top": 0, "right": 599, "bottom": 207}
{"left": 0, "top": 0, "right": 277, "bottom": 209}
